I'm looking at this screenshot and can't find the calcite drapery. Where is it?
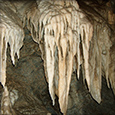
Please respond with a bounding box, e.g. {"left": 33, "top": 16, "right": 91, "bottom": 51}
{"left": 35, "top": 0, "right": 93, "bottom": 113}
{"left": 26, "top": 0, "right": 114, "bottom": 114}
{"left": 0, "top": 0, "right": 114, "bottom": 114}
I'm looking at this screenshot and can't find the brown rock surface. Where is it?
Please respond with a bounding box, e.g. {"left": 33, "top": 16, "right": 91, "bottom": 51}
{"left": 0, "top": 28, "right": 114, "bottom": 115}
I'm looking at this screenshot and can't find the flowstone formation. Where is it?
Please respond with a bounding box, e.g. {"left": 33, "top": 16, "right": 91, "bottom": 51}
{"left": 0, "top": 0, "right": 115, "bottom": 114}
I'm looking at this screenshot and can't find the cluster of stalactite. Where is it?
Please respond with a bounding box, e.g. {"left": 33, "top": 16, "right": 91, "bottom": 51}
{"left": 0, "top": 1, "right": 24, "bottom": 114}
{"left": 0, "top": 0, "right": 115, "bottom": 114}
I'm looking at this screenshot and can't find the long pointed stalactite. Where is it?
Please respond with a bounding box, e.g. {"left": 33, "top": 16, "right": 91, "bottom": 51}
{"left": 0, "top": 1, "right": 24, "bottom": 114}
{"left": 0, "top": 0, "right": 115, "bottom": 114}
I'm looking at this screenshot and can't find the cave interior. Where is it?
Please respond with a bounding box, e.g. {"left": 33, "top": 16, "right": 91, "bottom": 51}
{"left": 0, "top": 0, "right": 115, "bottom": 115}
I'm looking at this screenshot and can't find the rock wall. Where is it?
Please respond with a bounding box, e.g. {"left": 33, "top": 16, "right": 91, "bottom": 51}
{"left": 0, "top": 0, "right": 115, "bottom": 114}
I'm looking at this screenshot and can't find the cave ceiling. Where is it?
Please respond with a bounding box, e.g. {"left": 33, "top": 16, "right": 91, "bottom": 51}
{"left": 0, "top": 0, "right": 115, "bottom": 114}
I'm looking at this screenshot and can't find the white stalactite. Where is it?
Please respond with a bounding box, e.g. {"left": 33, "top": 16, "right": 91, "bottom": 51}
{"left": 36, "top": 0, "right": 94, "bottom": 114}
{"left": 0, "top": 0, "right": 114, "bottom": 114}
{"left": 0, "top": 25, "right": 7, "bottom": 87}
{"left": 29, "top": 0, "right": 113, "bottom": 114}
{"left": 0, "top": 6, "right": 24, "bottom": 114}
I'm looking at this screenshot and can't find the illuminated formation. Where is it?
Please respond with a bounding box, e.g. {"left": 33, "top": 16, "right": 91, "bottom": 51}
{"left": 0, "top": 0, "right": 115, "bottom": 114}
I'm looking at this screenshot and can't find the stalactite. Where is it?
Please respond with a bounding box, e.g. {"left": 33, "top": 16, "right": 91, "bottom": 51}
{"left": 0, "top": 0, "right": 115, "bottom": 114}
{"left": 34, "top": 0, "right": 93, "bottom": 114}
{"left": 109, "top": 39, "right": 115, "bottom": 95}
{"left": 89, "top": 24, "right": 102, "bottom": 103}
{"left": 0, "top": 25, "right": 7, "bottom": 87}
{"left": 24, "top": 0, "right": 114, "bottom": 114}
{"left": 0, "top": 3, "right": 24, "bottom": 114}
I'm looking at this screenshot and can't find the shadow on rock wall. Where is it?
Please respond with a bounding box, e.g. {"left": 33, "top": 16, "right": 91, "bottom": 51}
{"left": 0, "top": 28, "right": 114, "bottom": 115}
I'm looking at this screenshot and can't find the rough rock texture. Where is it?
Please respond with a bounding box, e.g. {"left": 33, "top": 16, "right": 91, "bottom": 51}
{"left": 0, "top": 0, "right": 115, "bottom": 114}
{"left": 5, "top": 28, "right": 61, "bottom": 115}
{"left": 0, "top": 28, "right": 114, "bottom": 115}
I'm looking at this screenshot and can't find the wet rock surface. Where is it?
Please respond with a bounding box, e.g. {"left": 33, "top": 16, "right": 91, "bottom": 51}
{"left": 5, "top": 29, "right": 61, "bottom": 115}
{"left": 67, "top": 71, "right": 115, "bottom": 115}
{"left": 0, "top": 28, "right": 114, "bottom": 115}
